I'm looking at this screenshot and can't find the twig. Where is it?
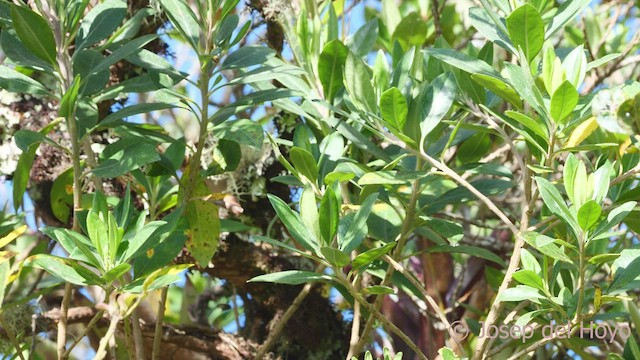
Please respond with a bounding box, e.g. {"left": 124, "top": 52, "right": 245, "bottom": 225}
{"left": 419, "top": 151, "right": 519, "bottom": 234}
{"left": 131, "top": 309, "right": 145, "bottom": 360}
{"left": 340, "top": 274, "right": 428, "bottom": 360}
{"left": 62, "top": 310, "right": 105, "bottom": 359}
{"left": 94, "top": 312, "right": 122, "bottom": 360}
{"left": 582, "top": 32, "right": 640, "bottom": 94}
{"left": 151, "top": 287, "right": 168, "bottom": 360}
{"left": 123, "top": 316, "right": 136, "bottom": 359}
{"left": 254, "top": 281, "right": 316, "bottom": 359}
{"left": 431, "top": 0, "right": 442, "bottom": 37}
{"left": 58, "top": 283, "right": 73, "bottom": 359}
{"left": 383, "top": 255, "right": 461, "bottom": 350}
{"left": 610, "top": 164, "right": 640, "bottom": 186}
{"left": 352, "top": 172, "right": 423, "bottom": 355}
{"left": 346, "top": 294, "right": 362, "bottom": 359}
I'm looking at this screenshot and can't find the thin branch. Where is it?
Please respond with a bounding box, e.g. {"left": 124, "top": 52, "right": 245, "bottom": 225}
{"left": 62, "top": 310, "right": 105, "bottom": 359}
{"left": 254, "top": 282, "right": 315, "bottom": 358}
{"left": 151, "top": 287, "right": 168, "bottom": 360}
{"left": 383, "top": 255, "right": 462, "bottom": 351}
{"left": 419, "top": 151, "right": 519, "bottom": 234}
{"left": 131, "top": 309, "right": 145, "bottom": 360}
{"left": 94, "top": 313, "right": 122, "bottom": 360}
{"left": 431, "top": 0, "right": 442, "bottom": 37}
{"left": 346, "top": 294, "right": 362, "bottom": 359}
{"left": 340, "top": 274, "right": 428, "bottom": 360}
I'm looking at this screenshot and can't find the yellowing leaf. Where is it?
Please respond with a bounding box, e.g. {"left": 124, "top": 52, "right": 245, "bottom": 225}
{"left": 565, "top": 117, "right": 598, "bottom": 148}
{"left": 186, "top": 199, "right": 220, "bottom": 267}
{"left": 0, "top": 251, "right": 18, "bottom": 265}
{"left": 0, "top": 225, "right": 27, "bottom": 248}
{"left": 619, "top": 136, "right": 632, "bottom": 156}
{"left": 594, "top": 283, "right": 602, "bottom": 312}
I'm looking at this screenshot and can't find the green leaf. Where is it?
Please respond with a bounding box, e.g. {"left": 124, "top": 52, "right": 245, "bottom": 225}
{"left": 89, "top": 34, "right": 158, "bottom": 76}
{"left": 513, "top": 269, "right": 545, "bottom": 291}
{"left": 358, "top": 171, "right": 407, "bottom": 185}
{"left": 321, "top": 246, "right": 351, "bottom": 267}
{"left": 497, "top": 285, "right": 545, "bottom": 303}
{"left": 457, "top": 132, "right": 492, "bottom": 163}
{"left": 221, "top": 46, "right": 276, "bottom": 70}
{"left": 534, "top": 177, "right": 579, "bottom": 234}
{"left": 102, "top": 263, "right": 131, "bottom": 285}
{"left": 562, "top": 45, "right": 587, "bottom": 88}
{"left": 290, "top": 147, "right": 319, "bottom": 183}
{"left": 50, "top": 168, "right": 74, "bottom": 223}
{"left": 213, "top": 119, "right": 264, "bottom": 150}
{"left": 133, "top": 231, "right": 186, "bottom": 278}
{"left": 362, "top": 285, "right": 395, "bottom": 295}
{"left": 523, "top": 232, "right": 573, "bottom": 263}
{"left": 468, "top": 7, "right": 516, "bottom": 54}
{"left": 185, "top": 199, "right": 220, "bottom": 267}
{"left": 550, "top": 80, "right": 579, "bottom": 124}
{"left": 299, "top": 186, "right": 320, "bottom": 240}
{"left": 587, "top": 53, "right": 621, "bottom": 71}
{"left": 428, "top": 245, "right": 504, "bottom": 265}
{"left": 379, "top": 87, "right": 408, "bottom": 131}
{"left": 121, "top": 221, "right": 168, "bottom": 262}
{"left": 420, "top": 72, "right": 456, "bottom": 141}
{"left": 41, "top": 227, "right": 101, "bottom": 269}
{"left": 504, "top": 110, "right": 548, "bottom": 140}
{"left": 125, "top": 264, "right": 190, "bottom": 293}
{"left": 470, "top": 73, "right": 522, "bottom": 108}
{"left": 13, "top": 121, "right": 58, "bottom": 210}
{"left": 593, "top": 201, "right": 637, "bottom": 237}
{"left": 503, "top": 62, "right": 548, "bottom": 119}
{"left": 545, "top": 0, "right": 591, "bottom": 39}
{"left": 421, "top": 216, "right": 464, "bottom": 245}
{"left": 268, "top": 195, "right": 319, "bottom": 254}
{"left": 93, "top": 142, "right": 161, "bottom": 178}
{"left": 319, "top": 187, "right": 339, "bottom": 245}
{"left": 506, "top": 4, "right": 544, "bottom": 62}
{"left": 340, "top": 194, "right": 378, "bottom": 253}
{"left": 542, "top": 46, "right": 565, "bottom": 95}
{"left": 14, "top": 130, "right": 45, "bottom": 152}
{"left": 347, "top": 18, "right": 378, "bottom": 57}
{"left": 520, "top": 248, "right": 542, "bottom": 273}
{"left": 439, "top": 347, "right": 460, "bottom": 360}
{"left": 344, "top": 51, "right": 377, "bottom": 113}
{"left": 158, "top": 0, "right": 200, "bottom": 50}
{"left": 392, "top": 12, "right": 428, "bottom": 51}
{"left": 28, "top": 255, "right": 103, "bottom": 286}
{"left": 577, "top": 200, "right": 602, "bottom": 231}
{"left": 352, "top": 242, "right": 396, "bottom": 270}
{"left": 0, "top": 30, "right": 54, "bottom": 71}
{"left": 610, "top": 249, "right": 640, "bottom": 293}
{"left": 589, "top": 253, "right": 620, "bottom": 265}
{"left": 59, "top": 76, "right": 81, "bottom": 118}
{"left": 76, "top": 0, "right": 127, "bottom": 50}
{"left": 0, "top": 66, "right": 48, "bottom": 95}
{"left": 318, "top": 40, "right": 349, "bottom": 101}
{"left": 10, "top": 5, "right": 56, "bottom": 65}
{"left": 247, "top": 270, "right": 332, "bottom": 285}
{"left": 563, "top": 153, "right": 579, "bottom": 205}
{"left": 424, "top": 48, "right": 505, "bottom": 80}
